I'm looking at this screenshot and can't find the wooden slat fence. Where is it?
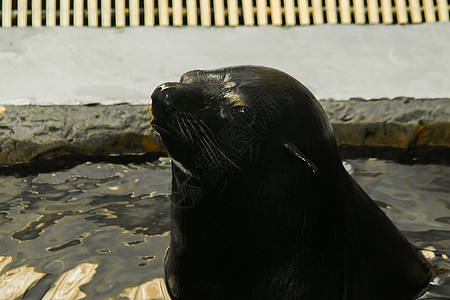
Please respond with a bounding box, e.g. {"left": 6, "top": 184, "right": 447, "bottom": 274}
{"left": 0, "top": 0, "right": 449, "bottom": 27}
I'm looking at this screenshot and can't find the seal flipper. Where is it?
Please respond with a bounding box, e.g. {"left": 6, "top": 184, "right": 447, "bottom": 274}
{"left": 284, "top": 142, "right": 318, "bottom": 173}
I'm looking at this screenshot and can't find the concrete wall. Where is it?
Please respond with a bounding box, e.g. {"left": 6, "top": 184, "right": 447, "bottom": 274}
{"left": 1, "top": 99, "right": 449, "bottom": 167}
{"left": 1, "top": 23, "right": 449, "bottom": 105}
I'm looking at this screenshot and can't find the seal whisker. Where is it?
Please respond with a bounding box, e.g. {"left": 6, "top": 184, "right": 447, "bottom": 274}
{"left": 200, "top": 135, "right": 218, "bottom": 160}
{"left": 184, "top": 114, "right": 221, "bottom": 163}
{"left": 181, "top": 114, "right": 219, "bottom": 164}
{"left": 180, "top": 114, "right": 197, "bottom": 146}
{"left": 178, "top": 113, "right": 199, "bottom": 148}
{"left": 196, "top": 118, "right": 245, "bottom": 174}
{"left": 177, "top": 119, "right": 190, "bottom": 142}
{"left": 183, "top": 113, "right": 214, "bottom": 159}
{"left": 200, "top": 137, "right": 221, "bottom": 167}
{"left": 183, "top": 114, "right": 228, "bottom": 174}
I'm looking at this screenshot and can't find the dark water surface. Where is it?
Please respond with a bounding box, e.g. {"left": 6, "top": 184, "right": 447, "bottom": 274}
{"left": 0, "top": 158, "right": 449, "bottom": 299}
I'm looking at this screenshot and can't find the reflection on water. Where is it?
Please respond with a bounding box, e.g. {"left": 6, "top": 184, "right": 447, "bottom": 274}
{"left": 0, "top": 158, "right": 172, "bottom": 299}
{"left": 0, "top": 158, "right": 449, "bottom": 299}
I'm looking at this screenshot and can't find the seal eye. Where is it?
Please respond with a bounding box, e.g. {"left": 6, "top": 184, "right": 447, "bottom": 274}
{"left": 232, "top": 105, "right": 246, "bottom": 114}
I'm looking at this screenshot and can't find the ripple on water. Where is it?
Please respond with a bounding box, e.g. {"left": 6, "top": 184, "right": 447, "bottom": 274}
{"left": 0, "top": 158, "right": 448, "bottom": 299}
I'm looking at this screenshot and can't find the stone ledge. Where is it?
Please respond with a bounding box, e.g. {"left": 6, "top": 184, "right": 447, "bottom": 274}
{"left": 320, "top": 98, "right": 449, "bottom": 149}
{"left": 0, "top": 98, "right": 448, "bottom": 168}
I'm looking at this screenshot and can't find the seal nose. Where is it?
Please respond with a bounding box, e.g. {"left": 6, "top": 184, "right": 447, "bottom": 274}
{"left": 151, "top": 82, "right": 204, "bottom": 122}
{"left": 151, "top": 82, "right": 182, "bottom": 119}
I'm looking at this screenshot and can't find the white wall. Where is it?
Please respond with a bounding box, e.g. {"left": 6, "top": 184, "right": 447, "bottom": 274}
{"left": 0, "top": 23, "right": 449, "bottom": 105}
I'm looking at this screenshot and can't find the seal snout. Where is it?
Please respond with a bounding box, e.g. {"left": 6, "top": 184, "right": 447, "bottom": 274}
{"left": 151, "top": 82, "right": 183, "bottom": 121}
{"left": 151, "top": 82, "right": 204, "bottom": 123}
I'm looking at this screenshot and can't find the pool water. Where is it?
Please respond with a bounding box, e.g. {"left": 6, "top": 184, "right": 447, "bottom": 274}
{"left": 0, "top": 158, "right": 449, "bottom": 299}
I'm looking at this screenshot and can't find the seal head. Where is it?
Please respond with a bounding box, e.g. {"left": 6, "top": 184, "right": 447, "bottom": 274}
{"left": 150, "top": 66, "right": 432, "bottom": 299}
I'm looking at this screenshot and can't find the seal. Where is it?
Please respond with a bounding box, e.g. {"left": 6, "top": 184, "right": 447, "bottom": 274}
{"left": 150, "top": 66, "right": 432, "bottom": 299}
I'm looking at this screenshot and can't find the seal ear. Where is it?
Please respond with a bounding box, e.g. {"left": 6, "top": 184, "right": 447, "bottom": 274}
{"left": 284, "top": 142, "right": 318, "bottom": 174}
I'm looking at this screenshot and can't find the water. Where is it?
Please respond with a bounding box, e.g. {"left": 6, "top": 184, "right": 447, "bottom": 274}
{"left": 0, "top": 158, "right": 449, "bottom": 299}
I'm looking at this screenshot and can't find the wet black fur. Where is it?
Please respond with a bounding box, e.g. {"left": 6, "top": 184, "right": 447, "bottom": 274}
{"left": 150, "top": 66, "right": 432, "bottom": 299}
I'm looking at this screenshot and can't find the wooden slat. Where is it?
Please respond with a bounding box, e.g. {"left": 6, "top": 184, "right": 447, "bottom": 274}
{"left": 423, "top": 0, "right": 436, "bottom": 22}
{"left": 380, "top": 0, "right": 393, "bottom": 23}
{"left": 298, "top": 0, "right": 309, "bottom": 24}
{"left": 408, "top": 0, "right": 422, "bottom": 23}
{"left": 74, "top": 0, "right": 84, "bottom": 26}
{"left": 339, "top": 0, "right": 351, "bottom": 24}
{"left": 227, "top": 0, "right": 239, "bottom": 25}
{"left": 18, "top": 0, "right": 27, "bottom": 27}
{"left": 173, "top": 0, "right": 183, "bottom": 25}
{"left": 32, "top": 0, "right": 42, "bottom": 26}
{"left": 46, "top": 0, "right": 56, "bottom": 26}
{"left": 270, "top": 0, "right": 283, "bottom": 25}
{"left": 159, "top": 0, "right": 169, "bottom": 25}
{"left": 284, "top": 0, "right": 296, "bottom": 25}
{"left": 256, "top": 0, "right": 268, "bottom": 25}
{"left": 129, "top": 0, "right": 139, "bottom": 25}
{"left": 101, "top": 0, "right": 111, "bottom": 26}
{"left": 116, "top": 0, "right": 126, "bottom": 26}
{"left": 187, "top": 0, "right": 198, "bottom": 25}
{"left": 325, "top": 0, "right": 338, "bottom": 24}
{"left": 200, "top": 0, "right": 212, "bottom": 25}
{"left": 394, "top": 0, "right": 408, "bottom": 23}
{"left": 60, "top": 0, "right": 70, "bottom": 26}
{"left": 2, "top": 0, "right": 12, "bottom": 27}
{"left": 242, "top": 0, "right": 254, "bottom": 25}
{"left": 88, "top": 0, "right": 98, "bottom": 26}
{"left": 367, "top": 0, "right": 379, "bottom": 23}
{"left": 312, "top": 0, "right": 323, "bottom": 24}
{"left": 144, "top": 0, "right": 155, "bottom": 25}
{"left": 6, "top": 0, "right": 447, "bottom": 27}
{"left": 436, "top": 0, "right": 449, "bottom": 21}
{"left": 214, "top": 0, "right": 225, "bottom": 25}
{"left": 353, "top": 0, "right": 366, "bottom": 23}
